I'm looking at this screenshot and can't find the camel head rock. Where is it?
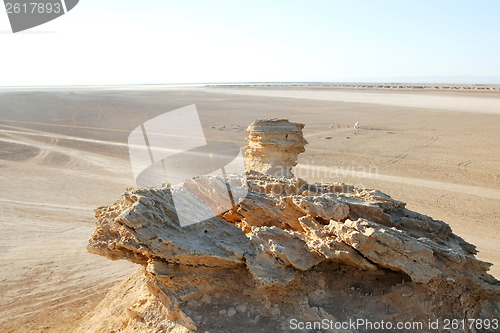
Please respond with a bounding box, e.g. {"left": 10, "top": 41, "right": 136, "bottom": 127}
{"left": 80, "top": 119, "right": 500, "bottom": 333}
{"left": 245, "top": 118, "right": 307, "bottom": 177}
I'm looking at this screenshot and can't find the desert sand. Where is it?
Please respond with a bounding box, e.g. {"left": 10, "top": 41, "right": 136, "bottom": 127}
{"left": 1, "top": 84, "right": 499, "bottom": 332}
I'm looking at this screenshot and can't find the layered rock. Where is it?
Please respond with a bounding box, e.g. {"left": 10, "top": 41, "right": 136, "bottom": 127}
{"left": 245, "top": 119, "right": 307, "bottom": 177}
{"left": 80, "top": 120, "right": 500, "bottom": 333}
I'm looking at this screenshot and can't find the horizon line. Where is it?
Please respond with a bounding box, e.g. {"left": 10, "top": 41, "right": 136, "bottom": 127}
{"left": 2, "top": 81, "right": 500, "bottom": 89}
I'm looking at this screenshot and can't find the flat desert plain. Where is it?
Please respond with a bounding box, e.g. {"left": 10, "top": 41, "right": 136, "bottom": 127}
{"left": 0, "top": 85, "right": 499, "bottom": 332}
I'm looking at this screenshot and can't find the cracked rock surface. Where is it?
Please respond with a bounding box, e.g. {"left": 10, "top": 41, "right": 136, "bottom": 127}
{"left": 80, "top": 172, "right": 500, "bottom": 332}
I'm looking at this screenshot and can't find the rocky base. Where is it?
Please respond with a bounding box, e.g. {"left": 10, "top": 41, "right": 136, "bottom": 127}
{"left": 79, "top": 172, "right": 500, "bottom": 332}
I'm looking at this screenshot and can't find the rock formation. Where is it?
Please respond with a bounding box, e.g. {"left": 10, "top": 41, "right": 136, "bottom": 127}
{"left": 79, "top": 120, "right": 500, "bottom": 333}
{"left": 245, "top": 119, "right": 307, "bottom": 177}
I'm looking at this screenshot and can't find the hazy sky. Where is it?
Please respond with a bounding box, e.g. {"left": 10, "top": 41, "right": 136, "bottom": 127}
{"left": 1, "top": 0, "right": 500, "bottom": 85}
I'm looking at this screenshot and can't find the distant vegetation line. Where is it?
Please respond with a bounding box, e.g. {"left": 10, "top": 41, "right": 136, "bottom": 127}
{"left": 206, "top": 82, "right": 500, "bottom": 91}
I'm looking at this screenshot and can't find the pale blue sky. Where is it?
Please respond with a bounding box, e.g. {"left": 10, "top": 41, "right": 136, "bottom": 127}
{"left": 1, "top": 0, "right": 500, "bottom": 85}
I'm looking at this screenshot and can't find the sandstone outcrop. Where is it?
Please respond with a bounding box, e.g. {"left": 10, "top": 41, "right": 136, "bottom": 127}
{"left": 245, "top": 119, "right": 307, "bottom": 177}
{"left": 80, "top": 120, "right": 500, "bottom": 333}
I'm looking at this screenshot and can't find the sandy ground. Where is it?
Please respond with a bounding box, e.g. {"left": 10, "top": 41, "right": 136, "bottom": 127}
{"left": 0, "top": 85, "right": 499, "bottom": 331}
